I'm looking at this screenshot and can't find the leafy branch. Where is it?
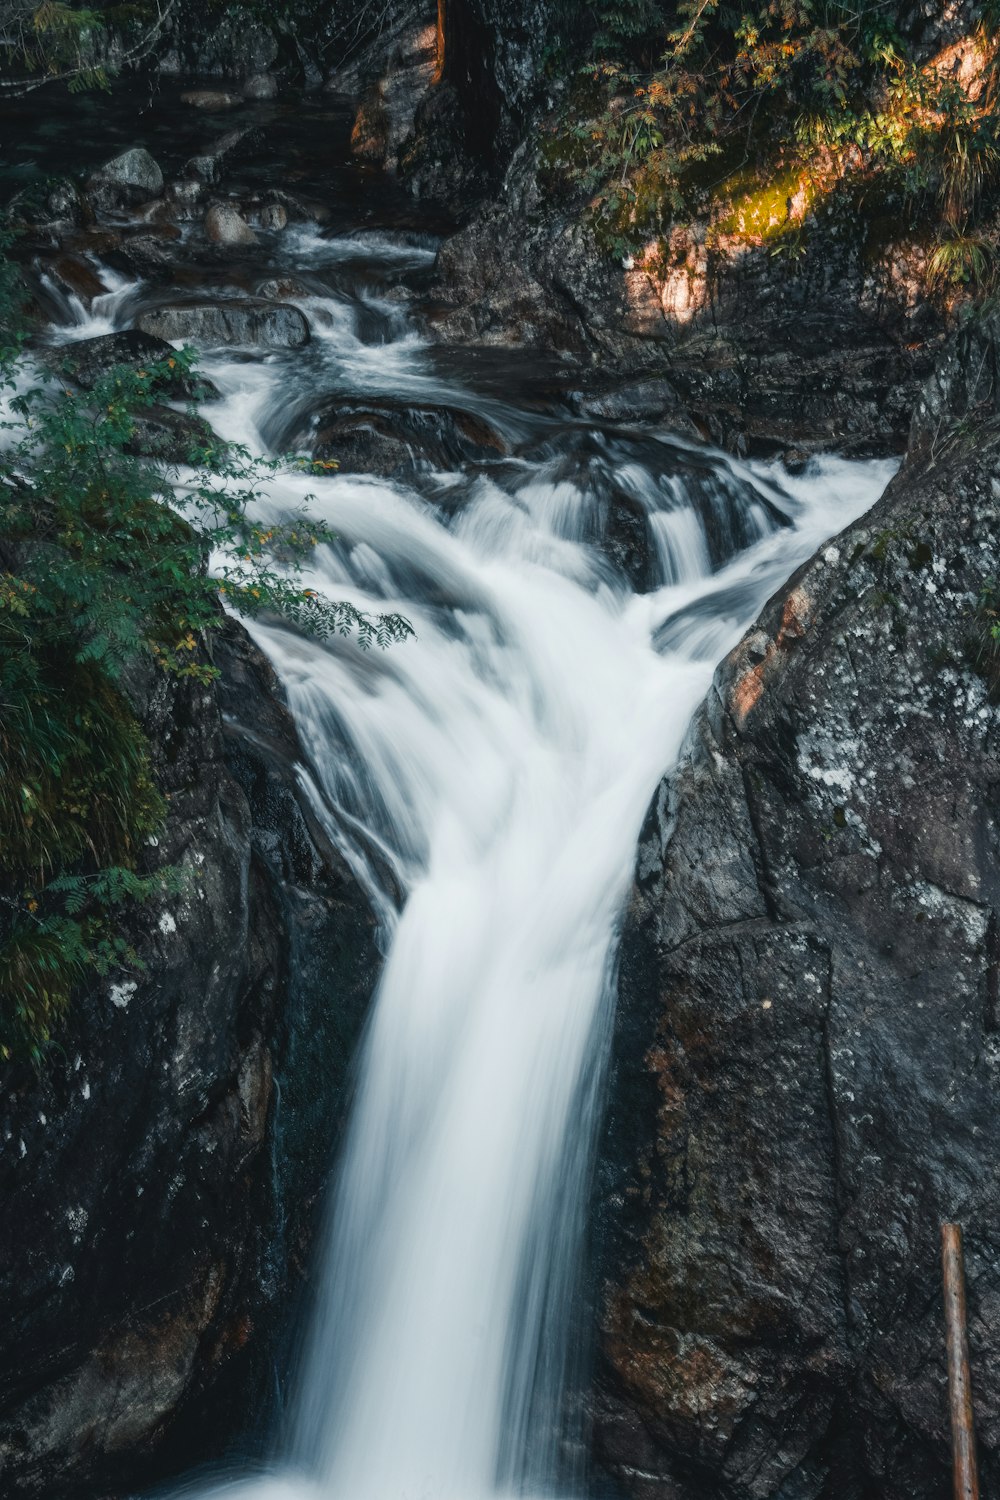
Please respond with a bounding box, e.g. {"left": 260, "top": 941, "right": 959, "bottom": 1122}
{"left": 0, "top": 237, "right": 411, "bottom": 1062}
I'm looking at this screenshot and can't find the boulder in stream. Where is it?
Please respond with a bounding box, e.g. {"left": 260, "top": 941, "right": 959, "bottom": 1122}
{"left": 7, "top": 176, "right": 91, "bottom": 231}
{"left": 204, "top": 202, "right": 259, "bottom": 247}
{"left": 245, "top": 200, "right": 288, "bottom": 231}
{"left": 37, "top": 252, "right": 109, "bottom": 308}
{"left": 137, "top": 300, "right": 310, "bottom": 350}
{"left": 126, "top": 406, "right": 219, "bottom": 463}
{"left": 43, "top": 329, "right": 218, "bottom": 402}
{"left": 242, "top": 72, "right": 278, "bottom": 100}
{"left": 106, "top": 231, "right": 182, "bottom": 278}
{"left": 86, "top": 148, "right": 164, "bottom": 210}
{"left": 569, "top": 376, "right": 696, "bottom": 431}
{"left": 256, "top": 275, "right": 312, "bottom": 301}
{"left": 185, "top": 126, "right": 257, "bottom": 186}
{"left": 167, "top": 179, "right": 206, "bottom": 219}
{"left": 308, "top": 395, "right": 509, "bottom": 476}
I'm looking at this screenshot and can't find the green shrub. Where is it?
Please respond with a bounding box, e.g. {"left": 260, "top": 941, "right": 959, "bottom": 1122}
{"left": 928, "top": 228, "right": 999, "bottom": 293}
{"left": 0, "top": 239, "right": 410, "bottom": 1062}
{"left": 555, "top": 1, "right": 1000, "bottom": 263}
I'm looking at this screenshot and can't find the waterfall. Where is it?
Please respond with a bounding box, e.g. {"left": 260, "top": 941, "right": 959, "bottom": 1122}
{"left": 54, "top": 228, "right": 894, "bottom": 1500}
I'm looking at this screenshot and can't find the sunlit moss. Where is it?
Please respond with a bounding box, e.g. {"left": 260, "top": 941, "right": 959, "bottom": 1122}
{"left": 710, "top": 166, "right": 822, "bottom": 244}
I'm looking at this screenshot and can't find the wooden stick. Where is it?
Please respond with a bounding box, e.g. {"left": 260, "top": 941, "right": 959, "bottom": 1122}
{"left": 941, "top": 1223, "right": 980, "bottom": 1500}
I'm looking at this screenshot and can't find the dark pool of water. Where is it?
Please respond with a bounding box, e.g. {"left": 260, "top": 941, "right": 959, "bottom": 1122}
{"left": 0, "top": 73, "right": 452, "bottom": 238}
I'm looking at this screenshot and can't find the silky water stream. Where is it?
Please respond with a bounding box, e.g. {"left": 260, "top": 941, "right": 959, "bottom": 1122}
{"left": 48, "top": 223, "right": 894, "bottom": 1500}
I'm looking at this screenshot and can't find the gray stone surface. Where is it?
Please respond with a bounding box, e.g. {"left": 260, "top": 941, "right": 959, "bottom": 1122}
{"left": 86, "top": 148, "right": 164, "bottom": 209}
{"left": 204, "top": 202, "right": 259, "bottom": 246}
{"left": 590, "top": 311, "right": 1000, "bottom": 1500}
{"left": 137, "top": 300, "right": 310, "bottom": 349}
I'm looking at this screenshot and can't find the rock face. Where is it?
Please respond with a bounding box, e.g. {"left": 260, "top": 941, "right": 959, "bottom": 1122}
{"left": 0, "top": 620, "right": 381, "bottom": 1497}
{"left": 161, "top": 2, "right": 279, "bottom": 81}
{"left": 431, "top": 150, "right": 939, "bottom": 457}
{"left": 404, "top": 2, "right": 948, "bottom": 456}
{"left": 349, "top": 20, "right": 439, "bottom": 172}
{"left": 591, "top": 313, "right": 1000, "bottom": 1498}
{"left": 443, "top": 0, "right": 550, "bottom": 149}
{"left": 392, "top": 0, "right": 563, "bottom": 209}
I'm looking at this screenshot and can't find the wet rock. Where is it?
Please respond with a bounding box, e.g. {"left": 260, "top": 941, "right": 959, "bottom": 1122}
{"left": 187, "top": 154, "right": 224, "bottom": 185}
{"left": 37, "top": 252, "right": 108, "bottom": 308}
{"left": 570, "top": 376, "right": 698, "bottom": 433}
{"left": 251, "top": 187, "right": 330, "bottom": 226}
{"left": 307, "top": 395, "right": 508, "bottom": 475}
{"left": 86, "top": 147, "right": 164, "bottom": 210}
{"left": 125, "top": 405, "right": 218, "bottom": 463}
{"left": 320, "top": 422, "right": 413, "bottom": 477}
{"left": 181, "top": 89, "right": 243, "bottom": 111}
{"left": 256, "top": 275, "right": 311, "bottom": 301}
{"left": 431, "top": 154, "right": 643, "bottom": 356}
{"left": 168, "top": 178, "right": 204, "bottom": 213}
{"left": 204, "top": 203, "right": 259, "bottom": 247}
{"left": 0, "top": 620, "right": 380, "bottom": 1498}
{"left": 131, "top": 197, "right": 183, "bottom": 228}
{"left": 591, "top": 310, "right": 1000, "bottom": 1500}
{"left": 432, "top": 151, "right": 940, "bottom": 454}
{"left": 664, "top": 315, "right": 935, "bottom": 458}
{"left": 601, "top": 495, "right": 652, "bottom": 591}
{"left": 137, "top": 300, "right": 310, "bottom": 350}
{"left": 106, "top": 232, "right": 181, "bottom": 277}
{"left": 46, "top": 177, "right": 91, "bottom": 225}
{"left": 185, "top": 126, "right": 256, "bottom": 185}
{"left": 153, "top": 183, "right": 205, "bottom": 227}
{"left": 42, "top": 329, "right": 218, "bottom": 402}
{"left": 7, "top": 176, "right": 91, "bottom": 231}
{"left": 244, "top": 200, "right": 288, "bottom": 232}
{"left": 242, "top": 72, "right": 278, "bottom": 100}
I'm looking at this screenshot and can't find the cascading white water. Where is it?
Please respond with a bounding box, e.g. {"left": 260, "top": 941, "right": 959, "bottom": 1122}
{"left": 48, "top": 229, "right": 895, "bottom": 1500}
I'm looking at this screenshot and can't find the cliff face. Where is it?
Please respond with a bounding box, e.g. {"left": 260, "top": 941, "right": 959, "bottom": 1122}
{"left": 0, "top": 620, "right": 380, "bottom": 1498}
{"left": 591, "top": 315, "right": 1000, "bottom": 1498}
{"left": 440, "top": 0, "right": 550, "bottom": 150}
{"left": 423, "top": 3, "right": 1000, "bottom": 459}
{"left": 431, "top": 158, "right": 940, "bottom": 458}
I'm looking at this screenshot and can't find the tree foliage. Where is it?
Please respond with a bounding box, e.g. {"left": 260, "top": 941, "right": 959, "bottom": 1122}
{"left": 0, "top": 0, "right": 178, "bottom": 95}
